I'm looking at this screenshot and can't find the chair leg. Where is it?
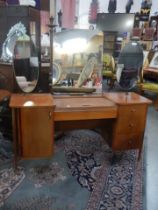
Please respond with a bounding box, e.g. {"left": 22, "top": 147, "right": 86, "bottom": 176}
{"left": 137, "top": 87, "right": 144, "bottom": 95}
{"left": 107, "top": 78, "right": 115, "bottom": 90}
{"left": 154, "top": 98, "right": 158, "bottom": 110}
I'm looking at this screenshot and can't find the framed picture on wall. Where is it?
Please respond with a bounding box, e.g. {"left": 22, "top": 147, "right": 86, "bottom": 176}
{"left": 149, "top": 52, "right": 158, "bottom": 68}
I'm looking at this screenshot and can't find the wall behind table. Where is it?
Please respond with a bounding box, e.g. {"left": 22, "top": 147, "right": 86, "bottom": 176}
{"left": 78, "top": 0, "right": 158, "bottom": 29}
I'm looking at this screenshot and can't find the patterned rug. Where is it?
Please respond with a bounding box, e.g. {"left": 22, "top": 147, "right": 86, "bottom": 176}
{"left": 64, "top": 130, "right": 143, "bottom": 210}
{"left": 0, "top": 130, "right": 144, "bottom": 210}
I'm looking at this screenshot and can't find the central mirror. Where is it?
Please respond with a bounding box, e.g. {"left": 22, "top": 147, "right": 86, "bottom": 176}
{"left": 13, "top": 34, "right": 39, "bottom": 93}
{"left": 52, "top": 29, "right": 103, "bottom": 94}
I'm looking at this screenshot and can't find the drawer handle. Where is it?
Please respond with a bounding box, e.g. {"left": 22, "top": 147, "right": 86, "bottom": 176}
{"left": 131, "top": 109, "right": 136, "bottom": 113}
{"left": 48, "top": 111, "right": 52, "bottom": 119}
{"left": 129, "top": 139, "right": 133, "bottom": 144}
{"left": 129, "top": 123, "right": 134, "bottom": 128}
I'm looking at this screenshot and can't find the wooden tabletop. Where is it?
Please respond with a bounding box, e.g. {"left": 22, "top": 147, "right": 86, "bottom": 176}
{"left": 9, "top": 93, "right": 54, "bottom": 108}
{"left": 54, "top": 96, "right": 116, "bottom": 111}
{"left": 54, "top": 96, "right": 117, "bottom": 121}
{"left": 103, "top": 92, "right": 152, "bottom": 105}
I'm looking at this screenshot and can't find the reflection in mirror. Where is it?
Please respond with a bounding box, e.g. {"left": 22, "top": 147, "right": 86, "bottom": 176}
{"left": 1, "top": 22, "right": 26, "bottom": 63}
{"left": 116, "top": 39, "right": 143, "bottom": 90}
{"left": 52, "top": 29, "right": 103, "bottom": 93}
{"left": 13, "top": 34, "right": 39, "bottom": 93}
{"left": 52, "top": 62, "right": 62, "bottom": 85}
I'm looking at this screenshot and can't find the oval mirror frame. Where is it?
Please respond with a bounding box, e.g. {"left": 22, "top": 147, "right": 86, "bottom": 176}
{"left": 116, "top": 40, "right": 144, "bottom": 90}
{"left": 13, "top": 34, "right": 39, "bottom": 93}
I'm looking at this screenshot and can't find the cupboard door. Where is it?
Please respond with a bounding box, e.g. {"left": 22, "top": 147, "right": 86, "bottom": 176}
{"left": 20, "top": 107, "right": 54, "bottom": 158}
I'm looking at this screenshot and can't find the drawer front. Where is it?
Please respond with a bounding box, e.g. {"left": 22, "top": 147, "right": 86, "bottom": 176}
{"left": 115, "top": 105, "right": 147, "bottom": 134}
{"left": 112, "top": 132, "right": 144, "bottom": 151}
{"left": 118, "top": 104, "right": 147, "bottom": 119}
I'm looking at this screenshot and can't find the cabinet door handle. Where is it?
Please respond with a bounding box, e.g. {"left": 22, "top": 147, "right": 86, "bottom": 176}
{"left": 48, "top": 111, "right": 52, "bottom": 119}
{"left": 129, "top": 139, "right": 133, "bottom": 145}
{"left": 129, "top": 123, "right": 134, "bottom": 128}
{"left": 131, "top": 109, "right": 136, "bottom": 113}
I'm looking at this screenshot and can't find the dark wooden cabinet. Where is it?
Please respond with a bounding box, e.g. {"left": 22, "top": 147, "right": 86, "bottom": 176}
{"left": 0, "top": 5, "right": 41, "bottom": 56}
{"left": 0, "top": 5, "right": 45, "bottom": 92}
{"left": 0, "top": 63, "right": 14, "bottom": 91}
{"left": 39, "top": 64, "right": 50, "bottom": 92}
{"left": 0, "top": 90, "right": 12, "bottom": 139}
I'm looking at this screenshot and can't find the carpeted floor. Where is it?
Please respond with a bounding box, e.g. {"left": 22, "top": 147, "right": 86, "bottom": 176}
{"left": 0, "top": 129, "right": 144, "bottom": 210}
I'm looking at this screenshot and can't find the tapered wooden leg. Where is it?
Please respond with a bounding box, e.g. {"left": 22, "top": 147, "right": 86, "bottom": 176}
{"left": 12, "top": 108, "right": 19, "bottom": 171}
{"left": 138, "top": 149, "right": 142, "bottom": 161}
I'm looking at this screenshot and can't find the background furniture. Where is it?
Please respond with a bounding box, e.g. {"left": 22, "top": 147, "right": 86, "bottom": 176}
{"left": 150, "top": 15, "right": 158, "bottom": 41}
{"left": 0, "top": 5, "right": 49, "bottom": 92}
{"left": 0, "top": 89, "right": 12, "bottom": 139}
{"left": 0, "top": 5, "right": 40, "bottom": 57}
{"left": 103, "top": 31, "right": 124, "bottom": 61}
{"left": 0, "top": 63, "right": 15, "bottom": 91}
{"left": 102, "top": 53, "right": 116, "bottom": 89}
{"left": 143, "top": 67, "right": 158, "bottom": 81}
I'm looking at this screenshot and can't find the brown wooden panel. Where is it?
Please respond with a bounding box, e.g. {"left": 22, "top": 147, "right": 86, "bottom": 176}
{"left": 54, "top": 109, "right": 117, "bottom": 121}
{"left": 39, "top": 66, "right": 50, "bottom": 92}
{"left": 54, "top": 97, "right": 116, "bottom": 111}
{"left": 20, "top": 107, "right": 54, "bottom": 158}
{"left": 54, "top": 96, "right": 117, "bottom": 121}
{"left": 0, "top": 63, "right": 15, "bottom": 91}
{"left": 112, "top": 132, "right": 144, "bottom": 151}
{"left": 104, "top": 92, "right": 152, "bottom": 105}
{"left": 10, "top": 93, "right": 54, "bottom": 108}
{"left": 0, "top": 89, "right": 11, "bottom": 101}
{"left": 55, "top": 119, "right": 113, "bottom": 131}
{"left": 115, "top": 105, "right": 148, "bottom": 134}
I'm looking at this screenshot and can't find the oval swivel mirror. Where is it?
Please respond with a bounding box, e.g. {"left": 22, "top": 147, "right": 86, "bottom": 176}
{"left": 116, "top": 39, "right": 144, "bottom": 90}
{"left": 13, "top": 34, "right": 39, "bottom": 93}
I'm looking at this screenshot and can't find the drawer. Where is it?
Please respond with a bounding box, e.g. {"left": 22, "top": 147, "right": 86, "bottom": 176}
{"left": 115, "top": 117, "right": 146, "bottom": 134}
{"left": 118, "top": 104, "right": 147, "bottom": 119}
{"left": 112, "top": 132, "right": 144, "bottom": 151}
{"left": 115, "top": 105, "right": 147, "bottom": 134}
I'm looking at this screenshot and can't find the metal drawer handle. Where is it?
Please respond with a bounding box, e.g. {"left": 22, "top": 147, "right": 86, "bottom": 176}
{"left": 129, "top": 123, "right": 134, "bottom": 128}
{"left": 131, "top": 109, "right": 136, "bottom": 113}
{"left": 129, "top": 139, "right": 133, "bottom": 144}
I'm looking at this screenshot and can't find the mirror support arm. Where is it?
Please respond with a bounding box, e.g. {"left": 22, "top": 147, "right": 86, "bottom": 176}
{"left": 48, "top": 16, "right": 55, "bottom": 93}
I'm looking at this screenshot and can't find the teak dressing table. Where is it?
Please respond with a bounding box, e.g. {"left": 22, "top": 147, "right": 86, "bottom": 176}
{"left": 9, "top": 92, "right": 151, "bottom": 166}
